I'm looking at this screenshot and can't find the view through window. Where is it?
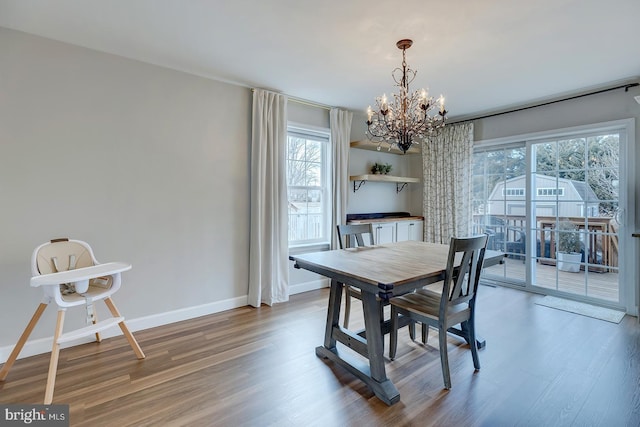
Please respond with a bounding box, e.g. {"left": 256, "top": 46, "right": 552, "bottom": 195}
{"left": 473, "top": 130, "right": 623, "bottom": 305}
{"left": 286, "top": 126, "right": 330, "bottom": 246}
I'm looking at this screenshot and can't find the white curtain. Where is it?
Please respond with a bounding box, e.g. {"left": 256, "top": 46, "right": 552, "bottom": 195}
{"left": 248, "top": 89, "right": 289, "bottom": 307}
{"left": 422, "top": 122, "right": 474, "bottom": 243}
{"left": 330, "top": 108, "right": 353, "bottom": 249}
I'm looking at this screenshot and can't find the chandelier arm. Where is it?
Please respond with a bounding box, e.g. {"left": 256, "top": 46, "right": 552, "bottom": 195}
{"left": 366, "top": 39, "right": 448, "bottom": 154}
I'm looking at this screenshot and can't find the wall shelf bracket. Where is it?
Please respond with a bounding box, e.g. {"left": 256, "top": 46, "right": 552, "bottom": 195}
{"left": 396, "top": 182, "right": 408, "bottom": 193}
{"left": 353, "top": 180, "right": 366, "bottom": 192}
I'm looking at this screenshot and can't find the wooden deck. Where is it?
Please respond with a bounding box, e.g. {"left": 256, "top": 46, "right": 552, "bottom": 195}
{"left": 482, "top": 257, "right": 619, "bottom": 302}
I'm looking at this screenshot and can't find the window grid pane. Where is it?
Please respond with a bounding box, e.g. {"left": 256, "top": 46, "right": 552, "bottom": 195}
{"left": 287, "top": 130, "right": 329, "bottom": 245}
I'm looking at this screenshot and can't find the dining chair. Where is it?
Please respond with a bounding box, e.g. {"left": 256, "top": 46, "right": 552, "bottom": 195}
{"left": 336, "top": 224, "right": 377, "bottom": 328}
{"left": 388, "top": 234, "right": 488, "bottom": 389}
{"left": 0, "top": 238, "right": 145, "bottom": 404}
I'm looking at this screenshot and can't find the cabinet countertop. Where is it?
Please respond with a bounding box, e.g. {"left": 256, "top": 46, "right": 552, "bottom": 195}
{"left": 347, "top": 216, "right": 424, "bottom": 224}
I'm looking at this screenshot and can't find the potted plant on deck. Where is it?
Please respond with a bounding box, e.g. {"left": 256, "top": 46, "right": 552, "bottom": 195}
{"left": 556, "top": 220, "right": 582, "bottom": 272}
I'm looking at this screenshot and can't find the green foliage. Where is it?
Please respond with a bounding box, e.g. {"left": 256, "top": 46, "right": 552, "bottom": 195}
{"left": 472, "top": 135, "right": 620, "bottom": 216}
{"left": 557, "top": 220, "right": 581, "bottom": 253}
{"left": 371, "top": 162, "right": 392, "bottom": 175}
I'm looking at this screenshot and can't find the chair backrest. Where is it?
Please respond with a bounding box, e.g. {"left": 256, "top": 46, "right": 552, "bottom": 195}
{"left": 336, "top": 224, "right": 375, "bottom": 249}
{"left": 32, "top": 238, "right": 97, "bottom": 276}
{"left": 31, "top": 238, "right": 119, "bottom": 306}
{"left": 441, "top": 234, "right": 488, "bottom": 313}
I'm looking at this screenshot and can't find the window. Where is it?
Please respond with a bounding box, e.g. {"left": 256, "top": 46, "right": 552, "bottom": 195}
{"left": 473, "top": 120, "right": 633, "bottom": 308}
{"left": 287, "top": 125, "right": 330, "bottom": 246}
{"left": 536, "top": 188, "right": 564, "bottom": 196}
{"left": 502, "top": 188, "right": 525, "bottom": 196}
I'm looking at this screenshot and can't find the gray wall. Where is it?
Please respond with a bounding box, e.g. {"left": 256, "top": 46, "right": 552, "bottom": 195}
{"left": 348, "top": 112, "right": 421, "bottom": 216}
{"left": 472, "top": 84, "right": 640, "bottom": 232}
{"left": 0, "top": 28, "right": 251, "bottom": 348}
{"left": 0, "top": 28, "right": 416, "bottom": 358}
{"left": 462, "top": 86, "right": 640, "bottom": 313}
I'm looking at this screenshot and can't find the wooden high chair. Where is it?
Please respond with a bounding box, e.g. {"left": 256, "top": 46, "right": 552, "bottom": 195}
{"left": 0, "top": 238, "right": 145, "bottom": 404}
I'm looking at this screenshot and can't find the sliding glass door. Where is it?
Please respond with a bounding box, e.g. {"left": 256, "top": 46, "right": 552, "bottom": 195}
{"left": 530, "top": 133, "right": 620, "bottom": 302}
{"left": 473, "top": 122, "right": 632, "bottom": 309}
{"left": 473, "top": 144, "right": 527, "bottom": 285}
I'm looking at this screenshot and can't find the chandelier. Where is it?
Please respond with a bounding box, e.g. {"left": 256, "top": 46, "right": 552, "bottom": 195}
{"left": 366, "top": 39, "right": 447, "bottom": 154}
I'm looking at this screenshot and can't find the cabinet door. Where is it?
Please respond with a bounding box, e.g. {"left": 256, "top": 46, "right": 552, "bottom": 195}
{"left": 408, "top": 220, "right": 423, "bottom": 241}
{"left": 396, "top": 221, "right": 410, "bottom": 242}
{"left": 397, "top": 221, "right": 423, "bottom": 241}
{"left": 374, "top": 222, "right": 396, "bottom": 244}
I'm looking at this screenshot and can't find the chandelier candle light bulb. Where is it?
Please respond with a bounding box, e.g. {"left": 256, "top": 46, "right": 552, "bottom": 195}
{"left": 366, "top": 39, "right": 447, "bottom": 153}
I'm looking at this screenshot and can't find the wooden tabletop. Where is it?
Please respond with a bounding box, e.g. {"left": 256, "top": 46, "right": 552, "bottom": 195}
{"left": 291, "top": 240, "right": 504, "bottom": 292}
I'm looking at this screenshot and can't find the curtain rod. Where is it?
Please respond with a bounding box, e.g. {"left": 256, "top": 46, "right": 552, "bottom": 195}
{"left": 448, "top": 82, "right": 639, "bottom": 125}
{"left": 251, "top": 88, "right": 332, "bottom": 110}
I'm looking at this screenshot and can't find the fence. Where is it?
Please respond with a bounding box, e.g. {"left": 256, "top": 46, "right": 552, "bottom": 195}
{"left": 289, "top": 213, "right": 323, "bottom": 242}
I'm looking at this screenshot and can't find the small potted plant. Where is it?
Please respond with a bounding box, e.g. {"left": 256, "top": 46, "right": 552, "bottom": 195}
{"left": 382, "top": 163, "right": 392, "bottom": 175}
{"left": 556, "top": 220, "right": 582, "bottom": 272}
{"left": 371, "top": 162, "right": 383, "bottom": 174}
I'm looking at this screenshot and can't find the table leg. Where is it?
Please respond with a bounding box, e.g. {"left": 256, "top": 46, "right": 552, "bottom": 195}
{"left": 323, "top": 279, "right": 343, "bottom": 350}
{"left": 360, "top": 291, "right": 385, "bottom": 380}
{"left": 315, "top": 284, "right": 400, "bottom": 405}
{"left": 361, "top": 291, "right": 400, "bottom": 404}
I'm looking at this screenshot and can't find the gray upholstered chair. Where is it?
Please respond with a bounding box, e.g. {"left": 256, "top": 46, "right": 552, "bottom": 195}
{"left": 388, "top": 234, "right": 488, "bottom": 389}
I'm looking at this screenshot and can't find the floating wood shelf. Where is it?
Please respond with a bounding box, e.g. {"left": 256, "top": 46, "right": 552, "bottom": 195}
{"left": 349, "top": 174, "right": 420, "bottom": 193}
{"left": 350, "top": 140, "right": 420, "bottom": 155}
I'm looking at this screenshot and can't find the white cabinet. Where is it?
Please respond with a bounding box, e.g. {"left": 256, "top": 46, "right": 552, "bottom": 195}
{"left": 353, "top": 219, "right": 423, "bottom": 244}
{"left": 396, "top": 220, "right": 423, "bottom": 242}
{"left": 374, "top": 222, "right": 396, "bottom": 244}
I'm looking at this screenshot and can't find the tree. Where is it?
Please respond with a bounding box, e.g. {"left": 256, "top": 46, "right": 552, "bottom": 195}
{"left": 473, "top": 134, "right": 620, "bottom": 217}
{"left": 287, "top": 137, "right": 321, "bottom": 188}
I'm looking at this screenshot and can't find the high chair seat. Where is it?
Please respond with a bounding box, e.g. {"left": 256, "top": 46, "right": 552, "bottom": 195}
{"left": 30, "top": 262, "right": 131, "bottom": 306}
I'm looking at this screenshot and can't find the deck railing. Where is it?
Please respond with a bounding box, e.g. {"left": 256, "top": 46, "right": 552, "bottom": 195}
{"left": 472, "top": 214, "right": 618, "bottom": 270}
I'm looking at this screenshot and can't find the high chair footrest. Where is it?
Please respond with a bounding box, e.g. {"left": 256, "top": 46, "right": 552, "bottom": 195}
{"left": 57, "top": 317, "right": 124, "bottom": 344}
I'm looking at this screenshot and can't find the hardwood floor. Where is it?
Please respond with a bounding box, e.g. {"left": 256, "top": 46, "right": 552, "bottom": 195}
{"left": 1, "top": 286, "right": 639, "bottom": 426}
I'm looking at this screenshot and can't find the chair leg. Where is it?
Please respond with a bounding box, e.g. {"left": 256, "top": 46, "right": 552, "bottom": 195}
{"left": 421, "top": 323, "right": 428, "bottom": 344}
{"left": 438, "top": 325, "right": 451, "bottom": 389}
{"left": 343, "top": 285, "right": 351, "bottom": 329}
{"left": 44, "top": 309, "right": 65, "bottom": 404}
{"left": 466, "top": 318, "right": 481, "bottom": 370}
{"left": 103, "top": 297, "right": 145, "bottom": 359}
{"left": 408, "top": 320, "right": 416, "bottom": 341}
{"left": 389, "top": 307, "right": 399, "bottom": 360}
{"left": 0, "top": 303, "right": 48, "bottom": 381}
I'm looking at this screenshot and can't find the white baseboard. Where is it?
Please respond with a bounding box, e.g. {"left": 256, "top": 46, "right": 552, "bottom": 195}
{"left": 0, "top": 280, "right": 329, "bottom": 364}
{"left": 0, "top": 295, "right": 248, "bottom": 363}
{"left": 289, "top": 278, "right": 330, "bottom": 295}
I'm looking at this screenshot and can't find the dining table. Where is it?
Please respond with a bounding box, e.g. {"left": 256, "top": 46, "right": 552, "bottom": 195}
{"left": 289, "top": 240, "right": 506, "bottom": 405}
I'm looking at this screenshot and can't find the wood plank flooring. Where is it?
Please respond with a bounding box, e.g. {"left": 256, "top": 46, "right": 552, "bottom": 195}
{"left": 1, "top": 286, "right": 639, "bottom": 426}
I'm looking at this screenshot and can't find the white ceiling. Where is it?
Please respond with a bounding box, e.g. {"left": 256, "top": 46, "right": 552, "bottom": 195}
{"left": 1, "top": 0, "right": 639, "bottom": 119}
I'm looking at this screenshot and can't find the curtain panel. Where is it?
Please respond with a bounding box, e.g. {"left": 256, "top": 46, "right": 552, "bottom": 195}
{"left": 422, "top": 122, "right": 474, "bottom": 243}
{"left": 330, "top": 108, "right": 353, "bottom": 249}
{"left": 248, "top": 89, "right": 289, "bottom": 307}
